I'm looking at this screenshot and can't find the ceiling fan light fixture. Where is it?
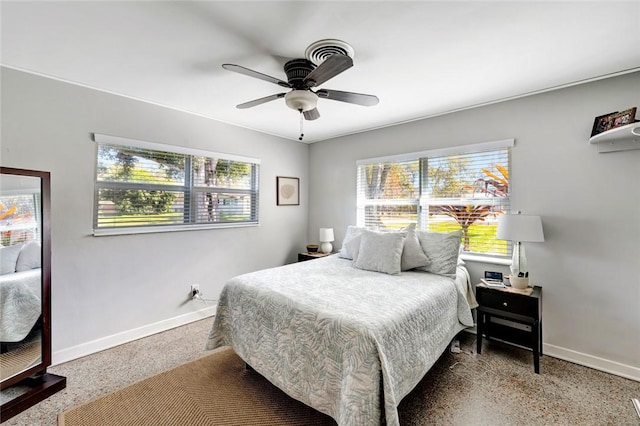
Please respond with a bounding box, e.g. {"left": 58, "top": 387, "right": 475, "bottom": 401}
{"left": 284, "top": 90, "right": 318, "bottom": 112}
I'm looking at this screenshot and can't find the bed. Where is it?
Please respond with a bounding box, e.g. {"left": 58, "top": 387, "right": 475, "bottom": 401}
{"left": 207, "top": 227, "right": 477, "bottom": 425}
{"left": 0, "top": 242, "right": 42, "bottom": 344}
{"left": 0, "top": 270, "right": 41, "bottom": 343}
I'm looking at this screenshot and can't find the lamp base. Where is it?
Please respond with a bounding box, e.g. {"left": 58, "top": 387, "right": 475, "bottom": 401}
{"left": 510, "top": 276, "right": 529, "bottom": 289}
{"left": 320, "top": 242, "right": 333, "bottom": 254}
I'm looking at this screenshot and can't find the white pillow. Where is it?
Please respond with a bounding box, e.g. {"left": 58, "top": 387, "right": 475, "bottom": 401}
{"left": 0, "top": 244, "right": 22, "bottom": 275}
{"left": 400, "top": 224, "right": 429, "bottom": 271}
{"left": 457, "top": 244, "right": 466, "bottom": 266}
{"left": 337, "top": 225, "right": 365, "bottom": 259}
{"left": 16, "top": 241, "right": 41, "bottom": 272}
{"left": 417, "top": 230, "right": 462, "bottom": 277}
{"left": 353, "top": 229, "right": 407, "bottom": 275}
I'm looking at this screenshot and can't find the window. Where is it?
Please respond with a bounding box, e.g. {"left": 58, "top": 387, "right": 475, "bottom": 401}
{"left": 0, "top": 192, "right": 40, "bottom": 246}
{"left": 93, "top": 134, "right": 259, "bottom": 235}
{"left": 357, "top": 139, "right": 512, "bottom": 257}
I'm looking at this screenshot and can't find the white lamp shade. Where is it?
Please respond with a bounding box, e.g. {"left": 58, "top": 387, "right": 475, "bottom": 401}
{"left": 319, "top": 228, "right": 335, "bottom": 242}
{"left": 497, "top": 214, "right": 544, "bottom": 242}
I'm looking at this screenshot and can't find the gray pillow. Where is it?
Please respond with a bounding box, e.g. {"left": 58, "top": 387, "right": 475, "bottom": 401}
{"left": 353, "top": 229, "right": 407, "bottom": 275}
{"left": 344, "top": 233, "right": 363, "bottom": 261}
{"left": 338, "top": 225, "right": 365, "bottom": 259}
{"left": 417, "top": 230, "right": 462, "bottom": 277}
{"left": 0, "top": 244, "right": 22, "bottom": 275}
{"left": 400, "top": 223, "right": 429, "bottom": 271}
{"left": 16, "top": 241, "right": 41, "bottom": 272}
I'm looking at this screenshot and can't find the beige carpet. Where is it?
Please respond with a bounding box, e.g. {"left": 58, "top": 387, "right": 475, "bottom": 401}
{"left": 58, "top": 347, "right": 335, "bottom": 426}
{"left": 0, "top": 339, "right": 41, "bottom": 382}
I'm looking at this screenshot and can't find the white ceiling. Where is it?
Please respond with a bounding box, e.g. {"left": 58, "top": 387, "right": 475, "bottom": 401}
{"left": 2, "top": 1, "right": 639, "bottom": 143}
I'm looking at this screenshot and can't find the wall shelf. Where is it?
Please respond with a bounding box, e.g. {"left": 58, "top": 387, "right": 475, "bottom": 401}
{"left": 589, "top": 122, "right": 640, "bottom": 153}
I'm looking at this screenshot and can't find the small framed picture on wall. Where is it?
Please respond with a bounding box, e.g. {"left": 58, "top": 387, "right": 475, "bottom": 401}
{"left": 277, "top": 176, "right": 299, "bottom": 206}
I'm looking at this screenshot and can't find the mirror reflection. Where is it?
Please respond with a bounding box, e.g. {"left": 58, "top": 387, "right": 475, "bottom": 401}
{"left": 0, "top": 174, "right": 43, "bottom": 383}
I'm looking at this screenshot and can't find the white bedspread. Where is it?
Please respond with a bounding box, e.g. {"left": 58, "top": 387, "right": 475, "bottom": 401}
{"left": 0, "top": 269, "right": 41, "bottom": 342}
{"left": 207, "top": 255, "right": 474, "bottom": 426}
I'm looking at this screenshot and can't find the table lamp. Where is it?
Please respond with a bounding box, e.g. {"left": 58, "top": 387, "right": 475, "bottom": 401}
{"left": 319, "top": 228, "right": 335, "bottom": 254}
{"left": 496, "top": 212, "right": 544, "bottom": 289}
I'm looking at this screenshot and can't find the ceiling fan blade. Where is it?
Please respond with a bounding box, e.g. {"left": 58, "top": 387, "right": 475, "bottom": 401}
{"left": 303, "top": 54, "right": 353, "bottom": 88}
{"left": 316, "top": 89, "right": 379, "bottom": 106}
{"left": 222, "top": 64, "right": 291, "bottom": 88}
{"left": 236, "top": 93, "right": 286, "bottom": 109}
{"left": 303, "top": 108, "right": 320, "bottom": 121}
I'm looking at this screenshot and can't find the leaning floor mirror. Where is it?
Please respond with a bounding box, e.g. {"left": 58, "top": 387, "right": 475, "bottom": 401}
{"left": 0, "top": 167, "right": 66, "bottom": 422}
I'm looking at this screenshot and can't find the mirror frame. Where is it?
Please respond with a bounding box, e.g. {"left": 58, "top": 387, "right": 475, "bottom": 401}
{"left": 0, "top": 167, "right": 66, "bottom": 421}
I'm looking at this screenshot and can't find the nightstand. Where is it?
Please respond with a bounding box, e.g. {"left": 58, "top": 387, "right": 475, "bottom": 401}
{"left": 476, "top": 284, "right": 542, "bottom": 373}
{"left": 297, "top": 252, "right": 331, "bottom": 262}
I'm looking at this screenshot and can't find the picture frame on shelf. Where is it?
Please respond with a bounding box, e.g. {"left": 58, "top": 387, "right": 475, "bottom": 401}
{"left": 276, "top": 176, "right": 299, "bottom": 206}
{"left": 591, "top": 107, "right": 637, "bottom": 137}
{"left": 591, "top": 111, "right": 617, "bottom": 137}
{"left": 610, "top": 107, "right": 637, "bottom": 129}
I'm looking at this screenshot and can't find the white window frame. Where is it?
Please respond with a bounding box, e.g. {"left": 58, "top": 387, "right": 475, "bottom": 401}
{"left": 92, "top": 134, "right": 260, "bottom": 236}
{"left": 357, "top": 139, "right": 514, "bottom": 262}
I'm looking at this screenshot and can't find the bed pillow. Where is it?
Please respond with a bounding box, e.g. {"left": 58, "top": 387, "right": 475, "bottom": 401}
{"left": 344, "top": 233, "right": 363, "bottom": 261}
{"left": 353, "top": 229, "right": 407, "bottom": 275}
{"left": 417, "top": 230, "right": 462, "bottom": 277}
{"left": 457, "top": 244, "right": 466, "bottom": 266}
{"left": 400, "top": 224, "right": 429, "bottom": 271}
{"left": 0, "top": 244, "right": 22, "bottom": 275}
{"left": 16, "top": 241, "right": 41, "bottom": 272}
{"left": 337, "top": 225, "right": 365, "bottom": 259}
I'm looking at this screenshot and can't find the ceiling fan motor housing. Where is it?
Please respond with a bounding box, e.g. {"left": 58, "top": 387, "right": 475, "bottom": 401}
{"left": 284, "top": 59, "right": 316, "bottom": 88}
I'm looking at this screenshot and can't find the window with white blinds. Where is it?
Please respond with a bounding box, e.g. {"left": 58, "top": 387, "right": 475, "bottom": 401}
{"left": 357, "top": 140, "right": 512, "bottom": 257}
{"left": 93, "top": 134, "right": 259, "bottom": 235}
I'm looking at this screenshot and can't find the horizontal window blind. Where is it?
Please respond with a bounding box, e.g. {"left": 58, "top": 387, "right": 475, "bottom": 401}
{"left": 0, "top": 193, "right": 40, "bottom": 246}
{"left": 357, "top": 159, "right": 420, "bottom": 230}
{"left": 424, "top": 148, "right": 510, "bottom": 255}
{"left": 357, "top": 142, "right": 511, "bottom": 257}
{"left": 93, "top": 135, "right": 259, "bottom": 234}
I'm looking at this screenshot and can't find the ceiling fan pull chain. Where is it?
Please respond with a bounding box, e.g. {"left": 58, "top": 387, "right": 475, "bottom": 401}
{"left": 299, "top": 109, "right": 304, "bottom": 141}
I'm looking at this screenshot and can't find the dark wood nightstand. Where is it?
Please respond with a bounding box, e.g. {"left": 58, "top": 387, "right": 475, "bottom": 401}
{"left": 476, "top": 284, "right": 543, "bottom": 373}
{"left": 297, "top": 252, "right": 331, "bottom": 262}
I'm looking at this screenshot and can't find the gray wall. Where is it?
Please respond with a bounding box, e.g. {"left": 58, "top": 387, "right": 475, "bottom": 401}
{"left": 3, "top": 66, "right": 638, "bottom": 379}
{"left": 1, "top": 67, "right": 309, "bottom": 361}
{"left": 309, "top": 72, "right": 640, "bottom": 377}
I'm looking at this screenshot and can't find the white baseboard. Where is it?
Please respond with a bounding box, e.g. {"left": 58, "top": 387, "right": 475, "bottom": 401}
{"left": 53, "top": 314, "right": 639, "bottom": 383}
{"left": 463, "top": 328, "right": 640, "bottom": 382}
{"left": 544, "top": 343, "right": 640, "bottom": 382}
{"left": 52, "top": 305, "right": 216, "bottom": 366}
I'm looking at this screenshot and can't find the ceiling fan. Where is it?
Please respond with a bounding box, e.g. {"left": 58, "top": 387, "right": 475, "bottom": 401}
{"left": 222, "top": 40, "right": 379, "bottom": 140}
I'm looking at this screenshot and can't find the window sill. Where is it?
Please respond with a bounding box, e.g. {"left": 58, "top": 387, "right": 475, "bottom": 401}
{"left": 93, "top": 222, "right": 259, "bottom": 236}
{"left": 460, "top": 253, "right": 511, "bottom": 266}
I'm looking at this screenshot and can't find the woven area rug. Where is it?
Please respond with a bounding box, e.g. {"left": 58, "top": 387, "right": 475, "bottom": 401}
{"left": 58, "top": 348, "right": 335, "bottom": 426}
{"left": 0, "top": 338, "right": 41, "bottom": 382}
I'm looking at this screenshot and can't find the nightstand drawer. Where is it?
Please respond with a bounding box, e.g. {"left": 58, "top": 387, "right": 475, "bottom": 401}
{"left": 479, "top": 290, "right": 536, "bottom": 317}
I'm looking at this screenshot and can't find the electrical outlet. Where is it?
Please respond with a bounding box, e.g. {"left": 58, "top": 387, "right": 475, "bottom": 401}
{"left": 190, "top": 284, "right": 200, "bottom": 299}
